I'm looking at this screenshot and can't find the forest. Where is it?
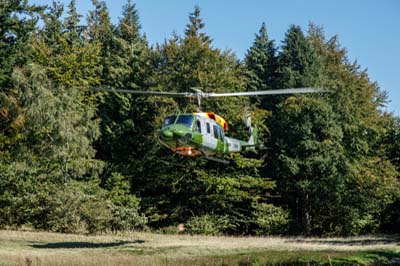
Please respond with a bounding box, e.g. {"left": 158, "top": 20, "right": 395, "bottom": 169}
{"left": 0, "top": 0, "right": 399, "bottom": 237}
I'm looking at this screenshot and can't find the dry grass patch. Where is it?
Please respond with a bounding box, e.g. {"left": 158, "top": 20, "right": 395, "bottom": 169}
{"left": 0, "top": 230, "right": 399, "bottom": 266}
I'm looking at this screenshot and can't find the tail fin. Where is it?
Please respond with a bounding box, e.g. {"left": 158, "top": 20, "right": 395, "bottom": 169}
{"left": 248, "top": 126, "right": 258, "bottom": 146}
{"left": 242, "top": 126, "right": 258, "bottom": 150}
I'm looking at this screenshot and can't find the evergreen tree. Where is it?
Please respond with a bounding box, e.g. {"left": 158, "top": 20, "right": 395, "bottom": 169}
{"left": 277, "top": 25, "right": 321, "bottom": 88}
{"left": 40, "top": 1, "right": 64, "bottom": 52}
{"left": 0, "top": 0, "right": 42, "bottom": 89}
{"left": 63, "top": 0, "right": 83, "bottom": 46}
{"left": 86, "top": 0, "right": 115, "bottom": 86}
{"left": 0, "top": 0, "right": 42, "bottom": 166}
{"left": 266, "top": 96, "right": 346, "bottom": 234}
{"left": 245, "top": 22, "right": 278, "bottom": 92}
{"left": 184, "top": 5, "right": 211, "bottom": 45}
{"left": 94, "top": 0, "right": 153, "bottom": 172}
{"left": 117, "top": 0, "right": 141, "bottom": 43}
{"left": 32, "top": 0, "right": 101, "bottom": 87}
{"left": 245, "top": 22, "right": 278, "bottom": 114}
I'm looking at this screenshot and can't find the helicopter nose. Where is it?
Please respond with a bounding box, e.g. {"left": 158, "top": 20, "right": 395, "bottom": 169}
{"left": 161, "top": 129, "right": 173, "bottom": 139}
{"left": 172, "top": 129, "right": 185, "bottom": 138}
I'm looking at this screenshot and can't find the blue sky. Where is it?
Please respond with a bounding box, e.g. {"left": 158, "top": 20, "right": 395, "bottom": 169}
{"left": 31, "top": 0, "right": 400, "bottom": 116}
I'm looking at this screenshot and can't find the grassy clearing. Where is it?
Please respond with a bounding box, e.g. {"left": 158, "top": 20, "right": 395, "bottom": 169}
{"left": 0, "top": 230, "right": 398, "bottom": 266}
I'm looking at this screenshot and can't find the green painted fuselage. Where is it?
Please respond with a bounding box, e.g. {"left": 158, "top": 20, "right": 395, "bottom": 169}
{"left": 159, "top": 113, "right": 254, "bottom": 158}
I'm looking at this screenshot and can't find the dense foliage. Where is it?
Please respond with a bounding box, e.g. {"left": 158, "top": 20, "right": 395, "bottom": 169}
{"left": 0, "top": 0, "right": 398, "bottom": 235}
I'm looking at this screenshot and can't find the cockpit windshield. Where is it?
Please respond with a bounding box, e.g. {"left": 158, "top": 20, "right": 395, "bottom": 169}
{"left": 175, "top": 115, "right": 194, "bottom": 128}
{"left": 163, "top": 115, "right": 176, "bottom": 127}
{"left": 163, "top": 115, "right": 194, "bottom": 129}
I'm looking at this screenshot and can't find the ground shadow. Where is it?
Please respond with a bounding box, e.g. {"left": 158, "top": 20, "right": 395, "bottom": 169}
{"left": 31, "top": 239, "right": 145, "bottom": 249}
{"left": 286, "top": 236, "right": 400, "bottom": 246}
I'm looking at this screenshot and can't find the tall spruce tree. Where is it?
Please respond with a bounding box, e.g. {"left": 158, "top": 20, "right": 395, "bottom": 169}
{"left": 184, "top": 5, "right": 211, "bottom": 45}
{"left": 267, "top": 96, "right": 347, "bottom": 235}
{"left": 0, "top": 0, "right": 42, "bottom": 89}
{"left": 63, "top": 0, "right": 83, "bottom": 46}
{"left": 95, "top": 0, "right": 153, "bottom": 174}
{"left": 40, "top": 1, "right": 64, "bottom": 52}
{"left": 86, "top": 0, "right": 115, "bottom": 84}
{"left": 277, "top": 25, "right": 321, "bottom": 88}
{"left": 245, "top": 22, "right": 278, "bottom": 92}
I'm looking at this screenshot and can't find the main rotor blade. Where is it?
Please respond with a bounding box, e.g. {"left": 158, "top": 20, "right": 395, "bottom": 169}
{"left": 92, "top": 88, "right": 193, "bottom": 97}
{"left": 92, "top": 87, "right": 325, "bottom": 98}
{"left": 206, "top": 88, "right": 324, "bottom": 97}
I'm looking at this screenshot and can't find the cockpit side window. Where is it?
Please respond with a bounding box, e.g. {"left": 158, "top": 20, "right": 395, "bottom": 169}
{"left": 196, "top": 120, "right": 201, "bottom": 133}
{"left": 219, "top": 128, "right": 224, "bottom": 140}
{"left": 213, "top": 125, "right": 218, "bottom": 139}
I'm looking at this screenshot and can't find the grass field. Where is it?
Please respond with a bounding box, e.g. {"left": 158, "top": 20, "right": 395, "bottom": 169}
{"left": 0, "top": 230, "right": 399, "bottom": 266}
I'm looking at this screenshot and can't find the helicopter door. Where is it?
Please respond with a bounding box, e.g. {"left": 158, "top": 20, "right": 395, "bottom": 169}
{"left": 204, "top": 121, "right": 218, "bottom": 152}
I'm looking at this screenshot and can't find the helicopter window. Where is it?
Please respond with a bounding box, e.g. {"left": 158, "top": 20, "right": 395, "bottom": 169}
{"left": 163, "top": 116, "right": 176, "bottom": 127}
{"left": 213, "top": 124, "right": 224, "bottom": 140}
{"left": 206, "top": 123, "right": 210, "bottom": 134}
{"left": 195, "top": 120, "right": 201, "bottom": 133}
{"left": 176, "top": 115, "right": 194, "bottom": 128}
{"left": 213, "top": 125, "right": 218, "bottom": 139}
{"left": 219, "top": 128, "right": 224, "bottom": 140}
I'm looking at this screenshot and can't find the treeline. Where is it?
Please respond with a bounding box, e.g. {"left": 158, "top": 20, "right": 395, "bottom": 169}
{"left": 0, "top": 0, "right": 399, "bottom": 236}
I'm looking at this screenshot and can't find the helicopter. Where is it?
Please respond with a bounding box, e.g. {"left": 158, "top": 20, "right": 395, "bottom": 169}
{"left": 94, "top": 87, "right": 323, "bottom": 163}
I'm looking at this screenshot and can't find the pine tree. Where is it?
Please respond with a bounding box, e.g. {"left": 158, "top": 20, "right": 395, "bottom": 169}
{"left": 41, "top": 1, "right": 64, "bottom": 51}
{"left": 63, "top": 0, "right": 83, "bottom": 46}
{"left": 277, "top": 25, "right": 321, "bottom": 88}
{"left": 86, "top": 0, "right": 115, "bottom": 85}
{"left": 245, "top": 22, "right": 278, "bottom": 112}
{"left": 245, "top": 22, "right": 278, "bottom": 92}
{"left": 117, "top": 0, "right": 141, "bottom": 43}
{"left": 184, "top": 5, "right": 211, "bottom": 45}
{"left": 32, "top": 0, "right": 102, "bottom": 87}
{"left": 267, "top": 96, "right": 347, "bottom": 235}
{"left": 0, "top": 0, "right": 42, "bottom": 89}
{"left": 95, "top": 0, "right": 153, "bottom": 172}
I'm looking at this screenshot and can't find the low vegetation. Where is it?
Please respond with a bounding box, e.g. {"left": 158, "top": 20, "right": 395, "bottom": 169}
{"left": 0, "top": 230, "right": 399, "bottom": 266}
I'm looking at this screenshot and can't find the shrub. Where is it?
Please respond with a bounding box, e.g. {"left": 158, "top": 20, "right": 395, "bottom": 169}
{"left": 185, "top": 214, "right": 232, "bottom": 235}
{"left": 252, "top": 203, "right": 289, "bottom": 235}
{"left": 110, "top": 195, "right": 147, "bottom": 231}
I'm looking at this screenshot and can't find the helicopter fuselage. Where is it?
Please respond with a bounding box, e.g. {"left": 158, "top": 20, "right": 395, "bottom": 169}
{"left": 159, "top": 113, "right": 248, "bottom": 158}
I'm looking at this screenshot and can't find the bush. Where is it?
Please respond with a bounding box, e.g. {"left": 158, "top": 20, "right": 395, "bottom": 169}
{"left": 0, "top": 174, "right": 147, "bottom": 234}
{"left": 30, "top": 180, "right": 113, "bottom": 233}
{"left": 185, "top": 214, "right": 232, "bottom": 235}
{"left": 252, "top": 203, "right": 289, "bottom": 235}
{"left": 110, "top": 195, "right": 147, "bottom": 231}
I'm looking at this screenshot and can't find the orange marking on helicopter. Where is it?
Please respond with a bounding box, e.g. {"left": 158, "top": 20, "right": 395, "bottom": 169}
{"left": 171, "top": 147, "right": 202, "bottom": 157}
{"left": 196, "top": 112, "right": 228, "bottom": 131}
